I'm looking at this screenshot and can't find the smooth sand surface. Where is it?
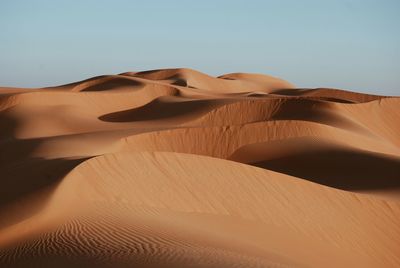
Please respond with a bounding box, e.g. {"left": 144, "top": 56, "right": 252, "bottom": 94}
{"left": 0, "top": 68, "right": 399, "bottom": 267}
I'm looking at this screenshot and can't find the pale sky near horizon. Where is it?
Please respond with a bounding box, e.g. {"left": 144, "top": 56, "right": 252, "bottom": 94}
{"left": 0, "top": 0, "right": 399, "bottom": 95}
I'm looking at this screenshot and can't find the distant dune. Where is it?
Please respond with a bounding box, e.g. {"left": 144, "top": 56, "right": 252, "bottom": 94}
{"left": 0, "top": 68, "right": 399, "bottom": 267}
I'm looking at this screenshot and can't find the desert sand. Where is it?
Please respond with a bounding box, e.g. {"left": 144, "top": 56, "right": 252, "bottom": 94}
{"left": 0, "top": 68, "right": 399, "bottom": 267}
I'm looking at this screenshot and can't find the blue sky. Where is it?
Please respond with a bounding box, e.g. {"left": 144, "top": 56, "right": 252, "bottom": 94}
{"left": 0, "top": 0, "right": 399, "bottom": 95}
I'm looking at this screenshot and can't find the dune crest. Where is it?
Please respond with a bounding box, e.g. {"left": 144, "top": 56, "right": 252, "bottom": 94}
{"left": 0, "top": 68, "right": 399, "bottom": 267}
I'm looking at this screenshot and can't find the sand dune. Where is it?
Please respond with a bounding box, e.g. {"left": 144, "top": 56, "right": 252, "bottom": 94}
{"left": 0, "top": 68, "right": 399, "bottom": 267}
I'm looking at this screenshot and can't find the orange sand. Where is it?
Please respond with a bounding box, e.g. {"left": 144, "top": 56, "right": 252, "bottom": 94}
{"left": 0, "top": 68, "right": 399, "bottom": 267}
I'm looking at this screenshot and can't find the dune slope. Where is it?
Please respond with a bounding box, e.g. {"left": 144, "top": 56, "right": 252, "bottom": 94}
{"left": 0, "top": 68, "right": 399, "bottom": 267}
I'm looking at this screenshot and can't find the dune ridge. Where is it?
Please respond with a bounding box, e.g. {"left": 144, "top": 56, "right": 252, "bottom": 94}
{"left": 0, "top": 68, "right": 399, "bottom": 267}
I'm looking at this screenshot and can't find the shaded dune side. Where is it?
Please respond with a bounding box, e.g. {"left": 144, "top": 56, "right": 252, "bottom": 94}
{"left": 99, "top": 96, "right": 230, "bottom": 123}
{"left": 0, "top": 109, "right": 89, "bottom": 229}
{"left": 229, "top": 137, "right": 400, "bottom": 192}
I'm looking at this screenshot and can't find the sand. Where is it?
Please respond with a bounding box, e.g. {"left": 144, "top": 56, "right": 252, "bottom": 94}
{"left": 0, "top": 68, "right": 399, "bottom": 267}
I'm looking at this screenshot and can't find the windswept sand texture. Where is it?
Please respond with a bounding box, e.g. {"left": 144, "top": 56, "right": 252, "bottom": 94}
{"left": 0, "top": 68, "right": 399, "bottom": 267}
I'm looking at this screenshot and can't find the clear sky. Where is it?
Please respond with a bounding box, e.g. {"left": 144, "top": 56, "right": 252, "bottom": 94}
{"left": 1, "top": 0, "right": 399, "bottom": 95}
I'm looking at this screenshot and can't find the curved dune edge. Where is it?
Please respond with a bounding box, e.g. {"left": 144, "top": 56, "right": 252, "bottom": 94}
{"left": 0, "top": 69, "right": 400, "bottom": 267}
{"left": 1, "top": 151, "right": 400, "bottom": 268}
